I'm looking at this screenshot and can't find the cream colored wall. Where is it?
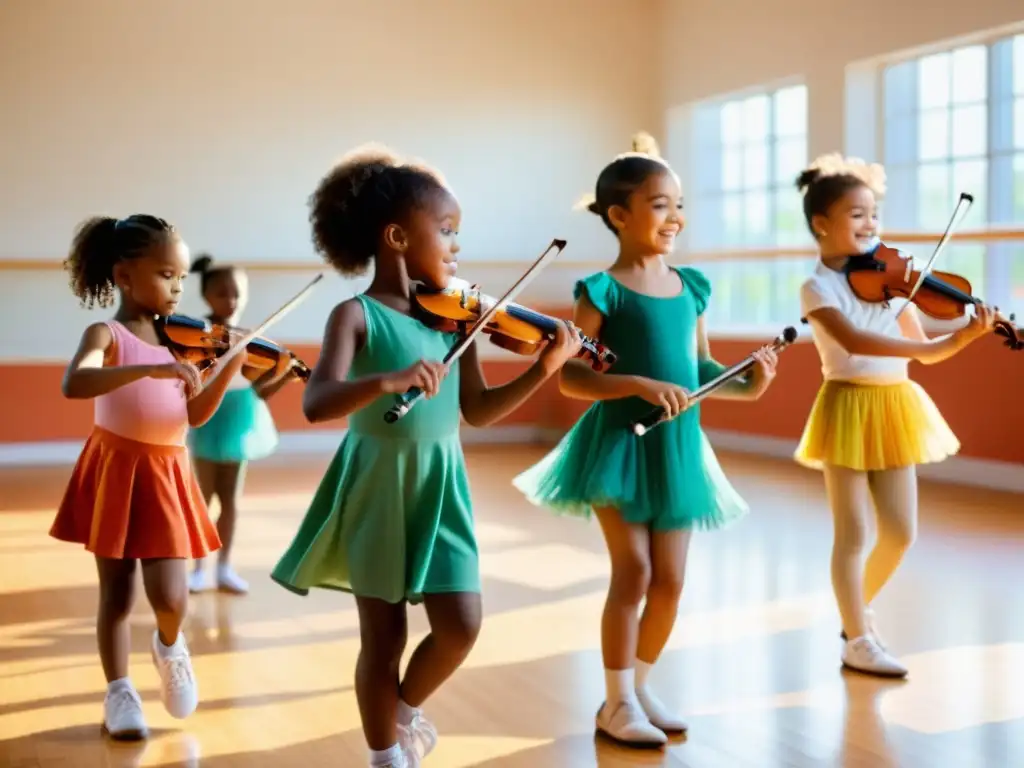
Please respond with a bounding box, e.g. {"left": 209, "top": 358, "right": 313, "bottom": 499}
{"left": 658, "top": 0, "right": 1024, "bottom": 170}
{"left": 5, "top": 0, "right": 1022, "bottom": 362}
{"left": 0, "top": 0, "right": 658, "bottom": 359}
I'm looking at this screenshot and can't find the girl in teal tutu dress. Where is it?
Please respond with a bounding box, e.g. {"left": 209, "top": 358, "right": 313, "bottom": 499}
{"left": 187, "top": 255, "right": 298, "bottom": 595}
{"left": 513, "top": 133, "right": 780, "bottom": 748}
{"left": 270, "top": 144, "right": 582, "bottom": 768}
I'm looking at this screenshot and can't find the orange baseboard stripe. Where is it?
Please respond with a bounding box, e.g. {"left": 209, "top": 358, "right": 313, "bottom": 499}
{"left": 1, "top": 334, "right": 1020, "bottom": 465}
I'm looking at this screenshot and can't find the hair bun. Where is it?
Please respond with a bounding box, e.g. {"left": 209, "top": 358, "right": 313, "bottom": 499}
{"left": 797, "top": 152, "right": 887, "bottom": 196}
{"left": 630, "top": 131, "right": 660, "bottom": 158}
{"left": 795, "top": 168, "right": 821, "bottom": 193}
{"left": 190, "top": 253, "right": 214, "bottom": 274}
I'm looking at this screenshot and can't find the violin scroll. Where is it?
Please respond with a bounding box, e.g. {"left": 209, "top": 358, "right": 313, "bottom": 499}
{"left": 991, "top": 312, "right": 1023, "bottom": 351}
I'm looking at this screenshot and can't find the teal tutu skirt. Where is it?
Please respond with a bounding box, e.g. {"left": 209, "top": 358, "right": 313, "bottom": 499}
{"left": 513, "top": 401, "right": 748, "bottom": 531}
{"left": 189, "top": 387, "right": 278, "bottom": 463}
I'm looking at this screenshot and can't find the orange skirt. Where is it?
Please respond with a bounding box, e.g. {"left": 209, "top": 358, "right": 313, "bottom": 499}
{"left": 50, "top": 426, "right": 221, "bottom": 560}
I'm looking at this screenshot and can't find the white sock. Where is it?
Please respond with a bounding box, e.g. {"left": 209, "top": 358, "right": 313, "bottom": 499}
{"left": 634, "top": 658, "right": 685, "bottom": 729}
{"left": 156, "top": 631, "right": 185, "bottom": 657}
{"left": 604, "top": 667, "right": 638, "bottom": 704}
{"left": 369, "top": 743, "right": 403, "bottom": 766}
{"left": 397, "top": 698, "right": 418, "bottom": 726}
{"left": 107, "top": 677, "right": 133, "bottom": 693}
{"left": 635, "top": 659, "right": 653, "bottom": 689}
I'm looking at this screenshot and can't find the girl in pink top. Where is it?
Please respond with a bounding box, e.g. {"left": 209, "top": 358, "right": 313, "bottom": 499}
{"left": 50, "top": 214, "right": 246, "bottom": 742}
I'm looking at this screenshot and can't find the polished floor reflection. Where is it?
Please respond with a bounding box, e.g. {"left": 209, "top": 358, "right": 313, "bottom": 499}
{"left": 1, "top": 446, "right": 1023, "bottom": 767}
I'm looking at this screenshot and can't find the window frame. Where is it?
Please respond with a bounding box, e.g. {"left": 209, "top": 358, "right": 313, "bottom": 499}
{"left": 685, "top": 78, "right": 811, "bottom": 253}
{"left": 876, "top": 25, "right": 1024, "bottom": 316}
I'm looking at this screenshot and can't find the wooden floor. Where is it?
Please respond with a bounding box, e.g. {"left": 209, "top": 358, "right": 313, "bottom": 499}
{"left": 1, "top": 446, "right": 1024, "bottom": 767}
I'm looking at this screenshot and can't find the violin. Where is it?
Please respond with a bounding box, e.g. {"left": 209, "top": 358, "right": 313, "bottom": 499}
{"left": 411, "top": 277, "right": 617, "bottom": 372}
{"left": 155, "top": 314, "right": 312, "bottom": 384}
{"left": 844, "top": 240, "right": 1023, "bottom": 350}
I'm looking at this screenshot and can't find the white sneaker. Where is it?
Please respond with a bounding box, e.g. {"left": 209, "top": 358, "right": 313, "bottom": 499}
{"left": 374, "top": 746, "right": 418, "bottom": 768}
{"left": 151, "top": 631, "right": 199, "bottom": 718}
{"left": 842, "top": 636, "right": 908, "bottom": 678}
{"left": 216, "top": 564, "right": 249, "bottom": 595}
{"left": 398, "top": 709, "right": 438, "bottom": 759}
{"left": 188, "top": 568, "right": 212, "bottom": 593}
{"left": 595, "top": 698, "right": 667, "bottom": 747}
{"left": 636, "top": 685, "right": 687, "bottom": 733}
{"left": 865, "top": 608, "right": 888, "bottom": 650}
{"left": 840, "top": 609, "right": 887, "bottom": 650}
{"left": 102, "top": 683, "right": 148, "bottom": 740}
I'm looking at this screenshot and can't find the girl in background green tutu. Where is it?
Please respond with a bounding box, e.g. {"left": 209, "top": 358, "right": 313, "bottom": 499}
{"left": 513, "top": 133, "right": 779, "bottom": 748}
{"left": 187, "top": 255, "right": 298, "bottom": 594}
{"left": 270, "top": 143, "right": 582, "bottom": 768}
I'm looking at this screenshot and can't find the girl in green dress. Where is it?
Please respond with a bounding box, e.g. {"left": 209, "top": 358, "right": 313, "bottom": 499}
{"left": 271, "top": 144, "right": 582, "bottom": 768}
{"left": 513, "top": 133, "right": 779, "bottom": 748}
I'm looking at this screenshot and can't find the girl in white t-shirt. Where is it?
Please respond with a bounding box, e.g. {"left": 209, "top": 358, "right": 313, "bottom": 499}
{"left": 793, "top": 154, "right": 994, "bottom": 678}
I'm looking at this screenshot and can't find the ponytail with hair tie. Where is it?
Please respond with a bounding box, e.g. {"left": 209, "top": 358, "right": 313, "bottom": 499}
{"left": 574, "top": 130, "right": 675, "bottom": 234}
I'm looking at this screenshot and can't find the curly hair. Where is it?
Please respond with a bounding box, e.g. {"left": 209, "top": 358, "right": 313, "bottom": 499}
{"left": 307, "top": 143, "right": 449, "bottom": 275}
{"left": 576, "top": 131, "right": 676, "bottom": 234}
{"left": 63, "top": 214, "right": 176, "bottom": 308}
{"left": 795, "top": 153, "right": 887, "bottom": 237}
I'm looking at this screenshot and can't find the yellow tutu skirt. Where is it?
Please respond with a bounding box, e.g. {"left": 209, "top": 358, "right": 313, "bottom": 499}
{"left": 794, "top": 380, "right": 960, "bottom": 471}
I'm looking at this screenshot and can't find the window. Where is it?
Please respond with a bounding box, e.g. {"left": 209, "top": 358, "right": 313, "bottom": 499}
{"left": 881, "top": 32, "right": 1024, "bottom": 319}
{"left": 689, "top": 84, "right": 809, "bottom": 251}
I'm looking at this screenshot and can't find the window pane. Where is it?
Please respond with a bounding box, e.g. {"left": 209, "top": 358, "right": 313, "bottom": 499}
{"left": 774, "top": 186, "right": 806, "bottom": 246}
{"left": 774, "top": 136, "right": 806, "bottom": 185}
{"left": 951, "top": 45, "right": 987, "bottom": 104}
{"left": 722, "top": 147, "right": 743, "bottom": 191}
{"left": 992, "top": 97, "right": 1015, "bottom": 153}
{"left": 952, "top": 159, "right": 988, "bottom": 225}
{"left": 885, "top": 60, "right": 916, "bottom": 117}
{"left": 1015, "top": 98, "right": 1024, "bottom": 149}
{"left": 743, "top": 144, "right": 768, "bottom": 188}
{"left": 942, "top": 245, "right": 986, "bottom": 299}
{"left": 742, "top": 95, "right": 770, "bottom": 143}
{"left": 743, "top": 190, "right": 769, "bottom": 245}
{"left": 1015, "top": 153, "right": 1024, "bottom": 223}
{"left": 917, "top": 163, "right": 951, "bottom": 230}
{"left": 1015, "top": 35, "right": 1024, "bottom": 96}
{"left": 721, "top": 101, "right": 743, "bottom": 146}
{"left": 918, "top": 109, "right": 949, "bottom": 160}
{"left": 951, "top": 103, "right": 987, "bottom": 157}
{"left": 884, "top": 165, "right": 917, "bottom": 228}
{"left": 918, "top": 52, "right": 951, "bottom": 109}
{"left": 884, "top": 113, "right": 916, "bottom": 165}
{"left": 723, "top": 193, "right": 743, "bottom": 243}
{"left": 1010, "top": 244, "right": 1024, "bottom": 318}
{"left": 773, "top": 85, "right": 807, "bottom": 137}
{"left": 692, "top": 104, "right": 721, "bottom": 150}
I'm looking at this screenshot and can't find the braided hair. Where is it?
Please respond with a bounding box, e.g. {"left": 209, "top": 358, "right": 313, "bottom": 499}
{"left": 63, "top": 214, "right": 176, "bottom": 308}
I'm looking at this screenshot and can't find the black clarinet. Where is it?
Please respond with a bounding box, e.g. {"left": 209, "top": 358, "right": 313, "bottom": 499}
{"left": 630, "top": 326, "right": 798, "bottom": 437}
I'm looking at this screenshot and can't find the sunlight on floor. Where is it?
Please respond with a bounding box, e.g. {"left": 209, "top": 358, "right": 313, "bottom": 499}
{"left": 3, "top": 457, "right": 1024, "bottom": 766}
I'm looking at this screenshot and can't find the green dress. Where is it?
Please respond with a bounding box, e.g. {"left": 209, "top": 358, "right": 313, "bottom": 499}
{"left": 513, "top": 267, "right": 749, "bottom": 531}
{"left": 271, "top": 295, "right": 478, "bottom": 604}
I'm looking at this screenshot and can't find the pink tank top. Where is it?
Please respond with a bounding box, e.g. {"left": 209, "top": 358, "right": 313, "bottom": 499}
{"left": 94, "top": 321, "right": 190, "bottom": 446}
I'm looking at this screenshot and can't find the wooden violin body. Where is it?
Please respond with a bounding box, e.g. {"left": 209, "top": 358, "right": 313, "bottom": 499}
{"left": 412, "top": 278, "right": 618, "bottom": 371}
{"left": 845, "top": 241, "right": 1023, "bottom": 350}
{"left": 155, "top": 314, "right": 312, "bottom": 383}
